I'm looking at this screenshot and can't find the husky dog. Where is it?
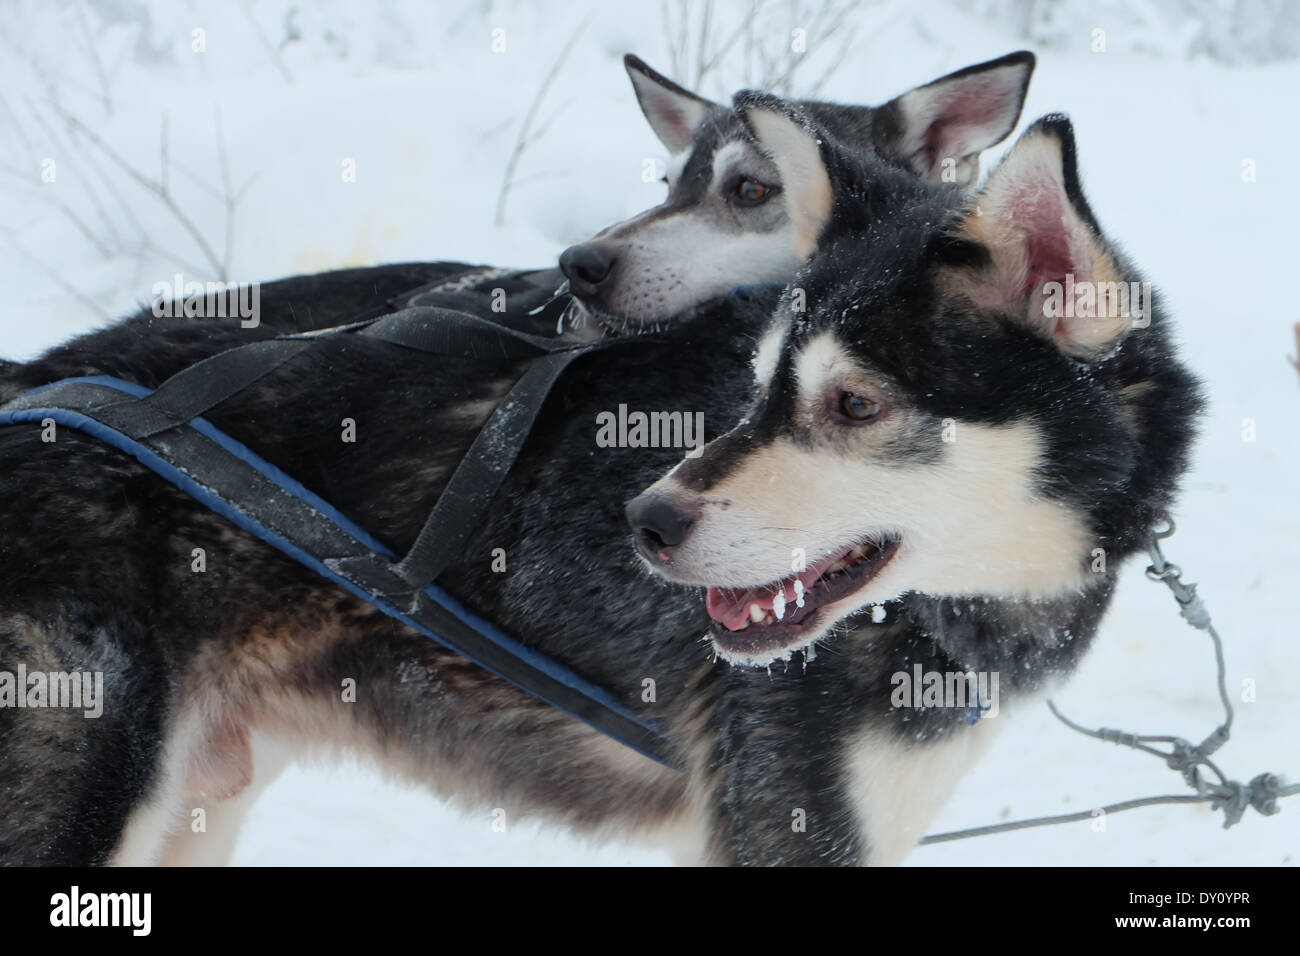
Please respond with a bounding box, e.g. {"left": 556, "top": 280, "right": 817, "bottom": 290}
{"left": 628, "top": 100, "right": 1202, "bottom": 856}
{"left": 559, "top": 52, "right": 1035, "bottom": 329}
{"left": 0, "top": 62, "right": 1057, "bottom": 867}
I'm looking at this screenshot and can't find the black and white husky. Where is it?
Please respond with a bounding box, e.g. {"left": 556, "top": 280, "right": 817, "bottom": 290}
{"left": 1, "top": 58, "right": 1187, "bottom": 867}
{"left": 628, "top": 100, "right": 1203, "bottom": 856}
{"left": 559, "top": 51, "right": 1035, "bottom": 327}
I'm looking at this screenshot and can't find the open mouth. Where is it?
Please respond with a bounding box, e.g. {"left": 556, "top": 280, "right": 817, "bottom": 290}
{"left": 705, "top": 536, "right": 901, "bottom": 662}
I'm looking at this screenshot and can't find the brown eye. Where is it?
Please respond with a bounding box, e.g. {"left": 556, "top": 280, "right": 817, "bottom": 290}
{"left": 839, "top": 392, "right": 880, "bottom": 422}
{"left": 735, "top": 179, "right": 770, "bottom": 203}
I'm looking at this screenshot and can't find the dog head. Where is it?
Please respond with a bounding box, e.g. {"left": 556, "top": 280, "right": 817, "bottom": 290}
{"left": 627, "top": 104, "right": 1201, "bottom": 666}
{"left": 560, "top": 51, "right": 1035, "bottom": 331}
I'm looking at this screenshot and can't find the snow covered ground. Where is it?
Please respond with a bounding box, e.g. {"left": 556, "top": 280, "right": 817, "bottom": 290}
{"left": 1, "top": 0, "right": 1296, "bottom": 865}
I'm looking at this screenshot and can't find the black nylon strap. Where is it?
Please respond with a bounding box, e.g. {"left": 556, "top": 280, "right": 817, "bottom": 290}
{"left": 95, "top": 267, "right": 573, "bottom": 442}
{"left": 335, "top": 344, "right": 595, "bottom": 596}
{"left": 358, "top": 306, "right": 561, "bottom": 359}
{"left": 90, "top": 301, "right": 620, "bottom": 601}
{"left": 97, "top": 337, "right": 316, "bottom": 439}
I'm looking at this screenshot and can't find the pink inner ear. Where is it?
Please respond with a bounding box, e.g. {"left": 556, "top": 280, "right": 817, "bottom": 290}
{"left": 1021, "top": 198, "right": 1073, "bottom": 297}
{"left": 1005, "top": 175, "right": 1072, "bottom": 300}
{"left": 920, "top": 78, "right": 1015, "bottom": 162}
{"left": 966, "top": 166, "right": 1077, "bottom": 312}
{"left": 659, "top": 104, "right": 693, "bottom": 141}
{"left": 643, "top": 87, "right": 700, "bottom": 150}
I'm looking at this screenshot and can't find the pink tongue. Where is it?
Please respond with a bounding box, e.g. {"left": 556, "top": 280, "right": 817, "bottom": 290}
{"left": 705, "top": 547, "right": 849, "bottom": 631}
{"left": 706, "top": 587, "right": 771, "bottom": 632}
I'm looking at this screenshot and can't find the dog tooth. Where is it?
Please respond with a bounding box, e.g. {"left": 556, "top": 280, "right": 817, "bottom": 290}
{"left": 828, "top": 560, "right": 845, "bottom": 573}
{"left": 794, "top": 579, "right": 805, "bottom": 608}
{"left": 750, "top": 603, "right": 766, "bottom": 623}
{"left": 773, "top": 590, "right": 786, "bottom": 621}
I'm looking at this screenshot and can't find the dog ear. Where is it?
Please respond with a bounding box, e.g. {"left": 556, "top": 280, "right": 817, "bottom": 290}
{"left": 948, "top": 114, "right": 1132, "bottom": 360}
{"left": 875, "top": 51, "right": 1035, "bottom": 187}
{"left": 736, "top": 94, "right": 832, "bottom": 261}
{"left": 624, "top": 54, "right": 717, "bottom": 155}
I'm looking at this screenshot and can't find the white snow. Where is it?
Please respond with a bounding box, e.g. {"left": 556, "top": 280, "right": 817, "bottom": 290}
{"left": 1, "top": 0, "right": 1296, "bottom": 866}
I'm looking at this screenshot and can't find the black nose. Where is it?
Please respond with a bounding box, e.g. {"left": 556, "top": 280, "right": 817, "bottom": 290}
{"left": 559, "top": 242, "right": 617, "bottom": 297}
{"left": 626, "top": 493, "right": 697, "bottom": 555}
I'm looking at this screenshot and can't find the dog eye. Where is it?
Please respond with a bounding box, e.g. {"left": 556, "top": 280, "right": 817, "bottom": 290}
{"left": 734, "top": 179, "right": 770, "bottom": 204}
{"left": 838, "top": 392, "right": 881, "bottom": 423}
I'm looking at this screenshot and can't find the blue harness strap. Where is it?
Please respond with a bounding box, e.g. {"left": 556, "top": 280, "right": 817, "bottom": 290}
{"left": 0, "top": 308, "right": 684, "bottom": 770}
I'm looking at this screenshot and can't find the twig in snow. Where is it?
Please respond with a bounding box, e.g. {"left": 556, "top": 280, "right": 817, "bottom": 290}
{"left": 697, "top": 1, "right": 760, "bottom": 90}
{"left": 765, "top": 0, "right": 857, "bottom": 96}
{"left": 49, "top": 101, "right": 226, "bottom": 279}
{"left": 72, "top": 0, "right": 113, "bottom": 116}
{"left": 493, "top": 21, "right": 586, "bottom": 227}
{"left": 25, "top": 97, "right": 129, "bottom": 246}
{"left": 693, "top": 0, "right": 714, "bottom": 88}
{"left": 0, "top": 225, "right": 113, "bottom": 321}
{"left": 212, "top": 106, "right": 258, "bottom": 280}
{"left": 240, "top": 0, "right": 294, "bottom": 85}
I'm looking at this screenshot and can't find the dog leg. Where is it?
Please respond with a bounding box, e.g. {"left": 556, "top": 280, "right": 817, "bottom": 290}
{"left": 686, "top": 676, "right": 865, "bottom": 866}
{"left": 0, "top": 609, "right": 167, "bottom": 865}
{"left": 156, "top": 729, "right": 290, "bottom": 866}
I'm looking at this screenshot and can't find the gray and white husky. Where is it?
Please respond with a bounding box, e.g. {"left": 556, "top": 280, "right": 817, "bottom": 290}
{"left": 560, "top": 51, "right": 1035, "bottom": 329}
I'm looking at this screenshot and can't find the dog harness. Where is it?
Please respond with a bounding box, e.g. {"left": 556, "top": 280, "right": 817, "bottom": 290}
{"left": 0, "top": 272, "right": 689, "bottom": 769}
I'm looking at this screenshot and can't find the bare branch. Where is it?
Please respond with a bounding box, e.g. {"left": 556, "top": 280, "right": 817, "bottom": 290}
{"left": 697, "top": 2, "right": 762, "bottom": 88}
{"left": 767, "top": 0, "right": 857, "bottom": 95}
{"left": 166, "top": 158, "right": 226, "bottom": 203}
{"left": 26, "top": 98, "right": 129, "bottom": 246}
{"left": 494, "top": 20, "right": 586, "bottom": 227}
{"left": 215, "top": 106, "right": 236, "bottom": 281}
{"left": 525, "top": 97, "right": 576, "bottom": 149}
{"left": 73, "top": 0, "right": 113, "bottom": 115}
{"left": 0, "top": 91, "right": 34, "bottom": 153}
{"left": 694, "top": 0, "right": 714, "bottom": 88}
{"left": 240, "top": 0, "right": 294, "bottom": 85}
{"left": 0, "top": 226, "right": 113, "bottom": 321}
{"left": 160, "top": 114, "right": 169, "bottom": 193}
{"left": 48, "top": 101, "right": 225, "bottom": 278}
